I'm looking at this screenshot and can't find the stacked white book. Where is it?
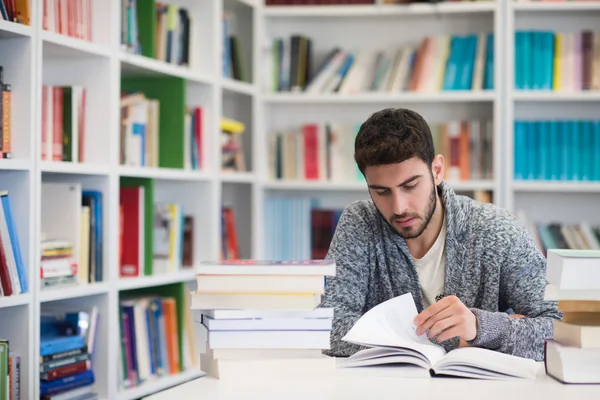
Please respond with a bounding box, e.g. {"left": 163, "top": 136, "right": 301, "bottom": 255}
{"left": 190, "top": 259, "right": 337, "bottom": 380}
{"left": 544, "top": 249, "right": 600, "bottom": 384}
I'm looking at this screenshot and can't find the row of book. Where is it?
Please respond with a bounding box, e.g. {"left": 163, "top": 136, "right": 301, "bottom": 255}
{"left": 0, "top": 340, "right": 20, "bottom": 399}
{"left": 513, "top": 119, "right": 600, "bottom": 182}
{"left": 266, "top": 32, "right": 494, "bottom": 94}
{"left": 121, "top": 0, "right": 192, "bottom": 67}
{"left": 222, "top": 13, "right": 248, "bottom": 83}
{"left": 0, "top": 190, "right": 26, "bottom": 297}
{"left": 193, "top": 260, "right": 336, "bottom": 380}
{"left": 268, "top": 119, "right": 493, "bottom": 184}
{"left": 119, "top": 293, "right": 197, "bottom": 389}
{"left": 544, "top": 250, "right": 600, "bottom": 384}
{"left": 119, "top": 92, "right": 203, "bottom": 171}
{"left": 0, "top": 67, "right": 12, "bottom": 160}
{"left": 40, "top": 183, "right": 103, "bottom": 288}
{"left": 515, "top": 30, "right": 600, "bottom": 91}
{"left": 41, "top": 85, "right": 87, "bottom": 163}
{"left": 119, "top": 178, "right": 194, "bottom": 278}
{"left": 43, "top": 0, "right": 91, "bottom": 42}
{"left": 531, "top": 221, "right": 600, "bottom": 256}
{"left": 40, "top": 306, "right": 98, "bottom": 399}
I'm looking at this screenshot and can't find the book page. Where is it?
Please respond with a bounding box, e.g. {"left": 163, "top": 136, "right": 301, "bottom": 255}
{"left": 433, "top": 347, "right": 541, "bottom": 379}
{"left": 342, "top": 293, "right": 445, "bottom": 365}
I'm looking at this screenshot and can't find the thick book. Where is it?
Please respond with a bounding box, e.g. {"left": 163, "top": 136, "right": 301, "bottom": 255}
{"left": 340, "top": 293, "right": 541, "bottom": 380}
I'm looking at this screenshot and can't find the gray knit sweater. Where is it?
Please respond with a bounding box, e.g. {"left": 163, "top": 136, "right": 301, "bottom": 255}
{"left": 320, "top": 181, "right": 562, "bottom": 361}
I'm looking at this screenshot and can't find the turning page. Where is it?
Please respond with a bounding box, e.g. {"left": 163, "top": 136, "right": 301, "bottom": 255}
{"left": 342, "top": 293, "right": 445, "bottom": 365}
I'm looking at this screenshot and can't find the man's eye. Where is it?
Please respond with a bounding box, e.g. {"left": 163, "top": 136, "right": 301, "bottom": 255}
{"left": 376, "top": 191, "right": 389, "bottom": 196}
{"left": 404, "top": 184, "right": 417, "bottom": 190}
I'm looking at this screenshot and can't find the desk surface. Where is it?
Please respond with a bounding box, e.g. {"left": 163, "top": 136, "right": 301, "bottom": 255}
{"left": 143, "top": 361, "right": 600, "bottom": 400}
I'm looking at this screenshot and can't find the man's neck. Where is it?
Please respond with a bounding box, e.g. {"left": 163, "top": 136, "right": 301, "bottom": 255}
{"left": 406, "top": 195, "right": 445, "bottom": 259}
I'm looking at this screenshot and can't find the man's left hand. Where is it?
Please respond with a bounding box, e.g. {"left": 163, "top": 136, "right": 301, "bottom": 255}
{"left": 414, "top": 295, "right": 477, "bottom": 343}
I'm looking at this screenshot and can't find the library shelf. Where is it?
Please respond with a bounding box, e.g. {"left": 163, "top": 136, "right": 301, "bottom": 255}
{"left": 117, "top": 270, "right": 197, "bottom": 291}
{"left": 117, "top": 369, "right": 206, "bottom": 400}
{"left": 38, "top": 282, "right": 111, "bottom": 303}
{"left": 264, "top": 1, "right": 496, "bottom": 18}
{"left": 41, "top": 31, "right": 112, "bottom": 59}
{"left": 262, "top": 179, "right": 495, "bottom": 192}
{"left": 512, "top": 181, "right": 600, "bottom": 193}
{"left": 117, "top": 166, "right": 214, "bottom": 182}
{"left": 221, "top": 77, "right": 257, "bottom": 97}
{"left": 0, "top": 20, "right": 31, "bottom": 38}
{"left": 262, "top": 91, "right": 497, "bottom": 104}
{"left": 0, "top": 293, "right": 31, "bottom": 309}
{"left": 40, "top": 161, "right": 111, "bottom": 176}
{"left": 512, "top": 91, "right": 600, "bottom": 102}
{"left": 220, "top": 171, "right": 256, "bottom": 184}
{"left": 512, "top": 2, "right": 600, "bottom": 12}
{"left": 0, "top": 159, "right": 31, "bottom": 171}
{"left": 119, "top": 52, "right": 214, "bottom": 85}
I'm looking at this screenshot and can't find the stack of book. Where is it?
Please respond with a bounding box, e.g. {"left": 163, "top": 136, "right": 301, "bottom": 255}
{"left": 190, "top": 260, "right": 337, "bottom": 380}
{"left": 40, "top": 307, "right": 99, "bottom": 399}
{"left": 544, "top": 249, "right": 600, "bottom": 383}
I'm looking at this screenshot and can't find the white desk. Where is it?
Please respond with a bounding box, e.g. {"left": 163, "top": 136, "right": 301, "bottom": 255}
{"left": 143, "top": 361, "right": 600, "bottom": 400}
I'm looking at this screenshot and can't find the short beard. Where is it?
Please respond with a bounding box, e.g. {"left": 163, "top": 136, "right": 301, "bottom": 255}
{"left": 390, "top": 180, "right": 437, "bottom": 240}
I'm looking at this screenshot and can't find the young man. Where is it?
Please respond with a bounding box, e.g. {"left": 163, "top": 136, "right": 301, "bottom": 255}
{"left": 320, "top": 108, "right": 561, "bottom": 362}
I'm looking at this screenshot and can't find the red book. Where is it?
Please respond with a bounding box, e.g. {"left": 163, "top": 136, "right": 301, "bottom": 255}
{"left": 302, "top": 124, "right": 319, "bottom": 180}
{"left": 119, "top": 186, "right": 144, "bottom": 277}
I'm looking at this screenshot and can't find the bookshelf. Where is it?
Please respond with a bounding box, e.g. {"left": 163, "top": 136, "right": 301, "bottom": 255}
{"left": 0, "top": 0, "right": 597, "bottom": 398}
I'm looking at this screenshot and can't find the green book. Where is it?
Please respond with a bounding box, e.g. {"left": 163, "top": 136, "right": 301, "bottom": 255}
{"left": 135, "top": 0, "right": 157, "bottom": 59}
{"left": 0, "top": 340, "right": 7, "bottom": 400}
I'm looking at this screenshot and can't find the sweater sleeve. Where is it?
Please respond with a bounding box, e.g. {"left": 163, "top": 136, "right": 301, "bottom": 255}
{"left": 319, "top": 205, "right": 371, "bottom": 358}
{"left": 466, "top": 220, "right": 563, "bottom": 361}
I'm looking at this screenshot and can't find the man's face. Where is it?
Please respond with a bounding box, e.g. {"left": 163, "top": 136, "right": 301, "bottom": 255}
{"left": 365, "top": 157, "right": 439, "bottom": 240}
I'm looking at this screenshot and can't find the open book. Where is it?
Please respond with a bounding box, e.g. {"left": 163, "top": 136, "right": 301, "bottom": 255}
{"left": 340, "top": 293, "right": 541, "bottom": 380}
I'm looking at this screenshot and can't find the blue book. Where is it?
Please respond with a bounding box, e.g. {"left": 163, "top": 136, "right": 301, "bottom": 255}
{"left": 484, "top": 33, "right": 494, "bottom": 90}
{"left": 40, "top": 335, "right": 85, "bottom": 357}
{"left": 513, "top": 121, "right": 526, "bottom": 180}
{"left": 40, "top": 369, "right": 94, "bottom": 396}
{"left": 548, "top": 121, "right": 560, "bottom": 180}
{"left": 594, "top": 121, "right": 600, "bottom": 181}
{"left": 0, "top": 192, "right": 27, "bottom": 293}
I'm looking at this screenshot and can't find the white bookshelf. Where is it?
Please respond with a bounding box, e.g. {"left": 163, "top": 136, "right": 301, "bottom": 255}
{"left": 503, "top": 0, "right": 600, "bottom": 227}
{"left": 0, "top": 0, "right": 597, "bottom": 398}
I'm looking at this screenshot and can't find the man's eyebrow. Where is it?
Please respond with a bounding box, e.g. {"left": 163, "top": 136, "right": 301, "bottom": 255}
{"left": 368, "top": 175, "right": 422, "bottom": 190}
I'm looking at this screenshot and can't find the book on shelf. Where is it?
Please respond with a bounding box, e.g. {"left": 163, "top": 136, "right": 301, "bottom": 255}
{"left": 0, "top": 0, "right": 30, "bottom": 25}
{"left": 269, "top": 119, "right": 493, "bottom": 183}
{"left": 222, "top": 12, "right": 249, "bottom": 82}
{"left": 0, "top": 339, "right": 21, "bottom": 400}
{"left": 0, "top": 191, "right": 27, "bottom": 297}
{"left": 221, "top": 118, "right": 246, "bottom": 173}
{"left": 0, "top": 66, "right": 12, "bottom": 160}
{"left": 40, "top": 183, "right": 103, "bottom": 288}
{"left": 118, "top": 286, "right": 197, "bottom": 390}
{"left": 265, "top": 32, "right": 494, "bottom": 94}
{"left": 121, "top": 0, "right": 191, "bottom": 67}
{"left": 120, "top": 79, "right": 203, "bottom": 170}
{"left": 340, "top": 292, "right": 541, "bottom": 380}
{"left": 41, "top": 85, "right": 87, "bottom": 163}
{"left": 515, "top": 30, "right": 600, "bottom": 92}
{"left": 42, "top": 0, "right": 92, "bottom": 41}
{"left": 543, "top": 249, "right": 600, "bottom": 384}
{"left": 220, "top": 207, "right": 239, "bottom": 260}
{"left": 516, "top": 211, "right": 600, "bottom": 256}
{"left": 39, "top": 306, "right": 99, "bottom": 398}
{"left": 514, "top": 119, "right": 600, "bottom": 182}
{"left": 119, "top": 178, "right": 194, "bottom": 278}
{"left": 192, "top": 259, "right": 336, "bottom": 380}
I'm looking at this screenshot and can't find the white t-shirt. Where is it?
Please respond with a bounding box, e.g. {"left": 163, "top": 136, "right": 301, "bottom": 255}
{"left": 413, "top": 215, "right": 447, "bottom": 309}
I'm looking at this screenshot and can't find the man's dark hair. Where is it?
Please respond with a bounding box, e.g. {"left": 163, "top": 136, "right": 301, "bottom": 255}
{"left": 354, "top": 108, "right": 435, "bottom": 175}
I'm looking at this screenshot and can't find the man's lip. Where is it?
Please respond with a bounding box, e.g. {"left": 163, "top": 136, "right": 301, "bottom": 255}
{"left": 395, "top": 217, "right": 415, "bottom": 223}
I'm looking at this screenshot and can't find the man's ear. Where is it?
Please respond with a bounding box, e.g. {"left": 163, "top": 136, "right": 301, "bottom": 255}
{"left": 431, "top": 154, "right": 445, "bottom": 185}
